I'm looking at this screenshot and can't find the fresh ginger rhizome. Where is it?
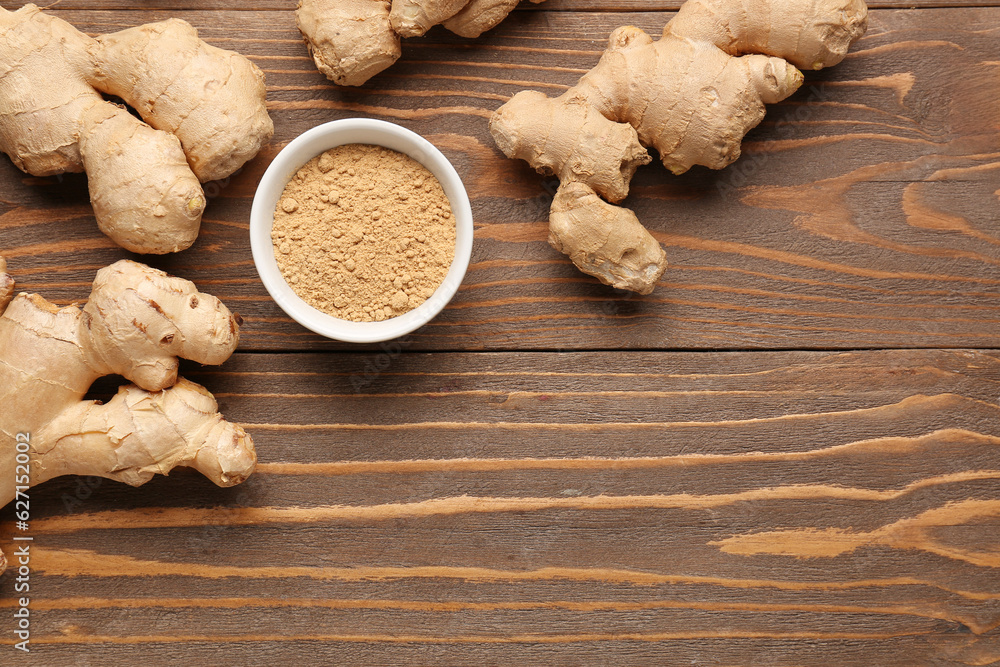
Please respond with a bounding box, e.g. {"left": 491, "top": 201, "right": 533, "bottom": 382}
{"left": 491, "top": 0, "right": 869, "bottom": 294}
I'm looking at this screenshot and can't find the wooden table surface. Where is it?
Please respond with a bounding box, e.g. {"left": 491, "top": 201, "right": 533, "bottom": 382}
{"left": 1, "top": 1, "right": 998, "bottom": 664}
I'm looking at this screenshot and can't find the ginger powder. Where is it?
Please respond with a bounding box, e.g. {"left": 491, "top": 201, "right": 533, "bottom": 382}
{"left": 271, "top": 144, "right": 456, "bottom": 322}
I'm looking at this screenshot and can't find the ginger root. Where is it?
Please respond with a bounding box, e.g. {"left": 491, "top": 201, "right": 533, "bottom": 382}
{"left": 0, "top": 4, "right": 274, "bottom": 254}
{"left": 0, "top": 258, "right": 256, "bottom": 574}
{"left": 297, "top": 0, "right": 546, "bottom": 87}
{"left": 490, "top": 0, "right": 869, "bottom": 294}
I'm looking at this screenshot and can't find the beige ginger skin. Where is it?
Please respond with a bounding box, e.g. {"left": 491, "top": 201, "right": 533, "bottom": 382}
{"left": 490, "top": 0, "right": 870, "bottom": 294}
{"left": 296, "top": 0, "right": 546, "bottom": 87}
{"left": 0, "top": 258, "right": 257, "bottom": 574}
{"left": 0, "top": 4, "right": 274, "bottom": 254}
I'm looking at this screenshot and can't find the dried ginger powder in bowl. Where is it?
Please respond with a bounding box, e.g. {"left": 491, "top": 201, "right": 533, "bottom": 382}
{"left": 271, "top": 144, "right": 456, "bottom": 322}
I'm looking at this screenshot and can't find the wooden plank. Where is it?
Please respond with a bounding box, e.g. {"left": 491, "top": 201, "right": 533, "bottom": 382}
{"left": 0, "top": 8, "right": 998, "bottom": 353}
{"left": 1, "top": 1, "right": 991, "bottom": 11}
{"left": 0, "top": 348, "right": 997, "bottom": 664}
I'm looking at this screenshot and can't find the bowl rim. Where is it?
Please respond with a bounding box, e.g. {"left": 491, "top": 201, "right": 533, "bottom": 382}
{"left": 249, "top": 118, "right": 473, "bottom": 343}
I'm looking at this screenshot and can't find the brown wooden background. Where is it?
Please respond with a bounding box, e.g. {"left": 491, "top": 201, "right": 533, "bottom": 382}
{"left": 0, "top": 0, "right": 998, "bottom": 664}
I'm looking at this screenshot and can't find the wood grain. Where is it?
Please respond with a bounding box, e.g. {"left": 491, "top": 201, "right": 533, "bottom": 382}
{"left": 0, "top": 0, "right": 998, "bottom": 664}
{"left": 0, "top": 7, "right": 997, "bottom": 351}
{"left": 3, "top": 1, "right": 985, "bottom": 10}
{"left": 0, "top": 349, "right": 997, "bottom": 665}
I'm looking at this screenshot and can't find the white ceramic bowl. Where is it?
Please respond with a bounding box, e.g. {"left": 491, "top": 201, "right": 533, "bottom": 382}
{"left": 250, "top": 119, "right": 473, "bottom": 343}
